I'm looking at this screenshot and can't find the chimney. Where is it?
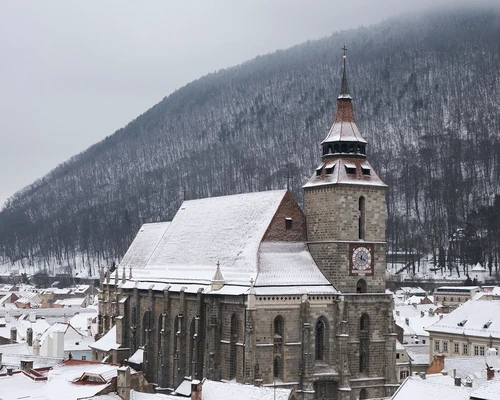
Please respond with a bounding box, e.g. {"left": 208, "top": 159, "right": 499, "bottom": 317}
{"left": 420, "top": 311, "right": 424, "bottom": 317}
{"left": 396, "top": 310, "right": 400, "bottom": 317}
{"left": 117, "top": 366, "right": 131, "bottom": 400}
{"left": 487, "top": 366, "right": 495, "bottom": 380}
{"left": 26, "top": 327, "right": 33, "bottom": 346}
{"left": 29, "top": 312, "right": 36, "bottom": 323}
{"left": 52, "top": 331, "right": 64, "bottom": 358}
{"left": 191, "top": 379, "right": 202, "bottom": 400}
{"left": 454, "top": 377, "right": 461, "bottom": 386}
{"left": 33, "top": 338, "right": 40, "bottom": 356}
{"left": 419, "top": 372, "right": 426, "bottom": 380}
{"left": 465, "top": 377, "right": 472, "bottom": 387}
{"left": 7, "top": 367, "right": 13, "bottom": 376}
{"left": 0, "top": 352, "right": 3, "bottom": 369}
{"left": 20, "top": 360, "right": 34, "bottom": 372}
{"left": 87, "top": 317, "right": 93, "bottom": 336}
{"left": 405, "top": 318, "right": 409, "bottom": 326}
{"left": 10, "top": 327, "right": 17, "bottom": 343}
{"left": 486, "top": 348, "right": 499, "bottom": 369}
{"left": 5, "top": 310, "right": 10, "bottom": 323}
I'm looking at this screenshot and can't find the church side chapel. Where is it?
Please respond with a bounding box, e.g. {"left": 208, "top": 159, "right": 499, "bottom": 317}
{"left": 94, "top": 49, "right": 398, "bottom": 400}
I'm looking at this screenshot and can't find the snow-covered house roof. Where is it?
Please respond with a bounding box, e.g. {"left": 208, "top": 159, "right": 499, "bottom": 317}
{"left": 0, "top": 360, "right": 132, "bottom": 400}
{"left": 391, "top": 374, "right": 482, "bottom": 400}
{"left": 125, "top": 190, "right": 335, "bottom": 293}
{"left": 202, "top": 379, "right": 292, "bottom": 400}
{"left": 90, "top": 325, "right": 120, "bottom": 352}
{"left": 404, "top": 344, "right": 430, "bottom": 366}
{"left": 426, "top": 300, "right": 500, "bottom": 339}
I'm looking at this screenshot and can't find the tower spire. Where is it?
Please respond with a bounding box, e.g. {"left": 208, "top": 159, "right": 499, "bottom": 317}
{"left": 340, "top": 44, "right": 350, "bottom": 97}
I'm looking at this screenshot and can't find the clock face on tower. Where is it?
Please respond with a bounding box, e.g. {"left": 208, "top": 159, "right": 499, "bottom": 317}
{"left": 349, "top": 244, "right": 374, "bottom": 276}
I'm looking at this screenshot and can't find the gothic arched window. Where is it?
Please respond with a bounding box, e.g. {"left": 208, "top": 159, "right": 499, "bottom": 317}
{"left": 273, "top": 356, "right": 283, "bottom": 380}
{"left": 189, "top": 318, "right": 196, "bottom": 377}
{"left": 230, "top": 314, "right": 238, "bottom": 379}
{"left": 274, "top": 316, "right": 284, "bottom": 354}
{"left": 315, "top": 317, "right": 328, "bottom": 361}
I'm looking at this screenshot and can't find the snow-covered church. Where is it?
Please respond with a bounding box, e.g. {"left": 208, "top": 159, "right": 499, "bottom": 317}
{"left": 93, "top": 52, "right": 398, "bottom": 400}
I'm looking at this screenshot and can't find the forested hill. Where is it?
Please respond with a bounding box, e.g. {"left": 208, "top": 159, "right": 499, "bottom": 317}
{"left": 1, "top": 7, "right": 500, "bottom": 276}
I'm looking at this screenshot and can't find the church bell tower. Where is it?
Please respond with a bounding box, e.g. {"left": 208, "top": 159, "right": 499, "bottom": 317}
{"left": 303, "top": 48, "right": 387, "bottom": 294}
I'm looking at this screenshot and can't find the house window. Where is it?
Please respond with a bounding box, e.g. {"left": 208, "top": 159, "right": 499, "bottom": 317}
{"left": 423, "top": 339, "right": 426, "bottom": 344}
{"left": 451, "top": 297, "right": 454, "bottom": 302}
{"left": 400, "top": 370, "right": 409, "bottom": 380}
{"left": 434, "top": 340, "right": 440, "bottom": 352}
{"left": 285, "top": 218, "right": 292, "bottom": 229}
{"left": 81, "top": 355, "right": 86, "bottom": 360}
{"left": 474, "top": 345, "right": 479, "bottom": 356}
{"left": 454, "top": 343, "right": 460, "bottom": 354}
{"left": 463, "top": 343, "right": 468, "bottom": 355}
{"left": 480, "top": 346, "right": 485, "bottom": 356}
{"left": 443, "top": 341, "right": 448, "bottom": 353}
{"left": 396, "top": 353, "right": 400, "bottom": 359}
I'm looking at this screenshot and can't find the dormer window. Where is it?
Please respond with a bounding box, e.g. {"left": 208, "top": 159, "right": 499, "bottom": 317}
{"left": 315, "top": 165, "right": 323, "bottom": 176}
{"left": 345, "top": 162, "right": 356, "bottom": 175}
{"left": 285, "top": 218, "right": 292, "bottom": 229}
{"left": 325, "top": 161, "right": 335, "bottom": 175}
{"left": 362, "top": 167, "right": 371, "bottom": 176}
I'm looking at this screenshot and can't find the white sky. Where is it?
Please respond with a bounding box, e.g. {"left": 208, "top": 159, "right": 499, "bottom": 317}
{"left": 0, "top": 0, "right": 493, "bottom": 207}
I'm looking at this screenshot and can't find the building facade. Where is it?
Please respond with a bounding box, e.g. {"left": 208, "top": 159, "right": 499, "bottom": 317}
{"left": 94, "top": 53, "right": 398, "bottom": 400}
{"left": 426, "top": 299, "right": 500, "bottom": 362}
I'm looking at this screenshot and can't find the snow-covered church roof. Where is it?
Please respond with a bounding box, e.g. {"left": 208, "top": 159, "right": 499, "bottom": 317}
{"left": 120, "top": 190, "right": 335, "bottom": 293}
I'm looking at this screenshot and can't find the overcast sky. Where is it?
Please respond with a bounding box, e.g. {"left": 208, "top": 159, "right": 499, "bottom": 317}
{"left": 0, "top": 0, "right": 494, "bottom": 207}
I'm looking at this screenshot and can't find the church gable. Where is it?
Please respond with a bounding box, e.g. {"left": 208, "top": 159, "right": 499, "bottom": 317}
{"left": 262, "top": 191, "right": 307, "bottom": 242}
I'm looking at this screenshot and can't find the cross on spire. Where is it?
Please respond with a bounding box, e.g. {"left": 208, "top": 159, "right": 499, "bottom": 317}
{"left": 339, "top": 44, "right": 350, "bottom": 98}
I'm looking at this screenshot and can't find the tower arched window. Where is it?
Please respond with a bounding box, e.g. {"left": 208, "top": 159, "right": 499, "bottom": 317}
{"left": 359, "top": 388, "right": 368, "bottom": 399}
{"left": 356, "top": 278, "right": 367, "bottom": 293}
{"left": 341, "top": 143, "right": 348, "bottom": 153}
{"left": 359, "top": 196, "right": 365, "bottom": 240}
{"left": 315, "top": 317, "right": 328, "bottom": 361}
{"left": 334, "top": 144, "right": 340, "bottom": 153}
{"left": 360, "top": 313, "right": 370, "bottom": 333}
